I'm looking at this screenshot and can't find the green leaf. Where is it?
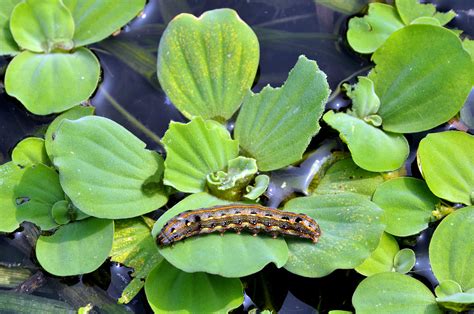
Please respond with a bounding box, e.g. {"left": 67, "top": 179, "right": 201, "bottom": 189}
{"left": 110, "top": 217, "right": 163, "bottom": 304}
{"left": 355, "top": 232, "right": 399, "bottom": 277}
{"left": 235, "top": 55, "right": 330, "bottom": 171}
{"left": 314, "top": 157, "right": 384, "bottom": 198}
{"left": 395, "top": 0, "right": 456, "bottom": 26}
{"left": 393, "top": 248, "right": 416, "bottom": 274}
{"left": 369, "top": 25, "right": 474, "bottom": 133}
{"left": 0, "top": 0, "right": 21, "bottom": 55}
{"left": 10, "top": 0, "right": 75, "bottom": 52}
{"left": 51, "top": 116, "right": 168, "bottom": 219}
{"left": 45, "top": 105, "right": 95, "bottom": 160}
{"left": 323, "top": 111, "right": 409, "bottom": 172}
{"left": 0, "top": 162, "right": 24, "bottom": 232}
{"left": 151, "top": 193, "right": 289, "bottom": 278}
{"left": 51, "top": 200, "right": 71, "bottom": 225}
{"left": 14, "top": 164, "right": 62, "bottom": 230}
{"left": 429, "top": 207, "right": 474, "bottom": 291}
{"left": 0, "top": 291, "right": 75, "bottom": 314}
{"left": 36, "top": 218, "right": 114, "bottom": 276}
{"left": 283, "top": 193, "right": 385, "bottom": 277}
{"left": 435, "top": 280, "right": 463, "bottom": 299}
{"left": 12, "top": 137, "right": 50, "bottom": 168}
{"left": 373, "top": 177, "right": 439, "bottom": 236}
{"left": 5, "top": 48, "right": 100, "bottom": 115}
{"left": 347, "top": 3, "right": 404, "bottom": 54}
{"left": 163, "top": 117, "right": 239, "bottom": 193}
{"left": 207, "top": 156, "right": 258, "bottom": 201}
{"left": 436, "top": 291, "right": 474, "bottom": 312}
{"left": 157, "top": 8, "right": 259, "bottom": 121}
{"left": 244, "top": 174, "right": 270, "bottom": 200}
{"left": 418, "top": 131, "right": 473, "bottom": 205}
{"left": 145, "top": 260, "right": 243, "bottom": 314}
{"left": 344, "top": 77, "right": 380, "bottom": 121}
{"left": 63, "top": 0, "right": 146, "bottom": 47}
{"left": 352, "top": 272, "right": 442, "bottom": 314}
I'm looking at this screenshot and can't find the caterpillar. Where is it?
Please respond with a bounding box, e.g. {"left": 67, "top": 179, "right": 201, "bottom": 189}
{"left": 156, "top": 204, "right": 321, "bottom": 247}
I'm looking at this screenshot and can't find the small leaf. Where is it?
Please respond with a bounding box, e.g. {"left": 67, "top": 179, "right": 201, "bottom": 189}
{"left": 207, "top": 156, "right": 258, "bottom": 201}
{"left": 314, "top": 157, "right": 384, "bottom": 198}
{"left": 14, "top": 164, "right": 62, "bottom": 230}
{"left": 436, "top": 291, "right": 474, "bottom": 312}
{"left": 355, "top": 232, "right": 399, "bottom": 277}
{"left": 323, "top": 111, "right": 409, "bottom": 172}
{"left": 51, "top": 200, "right": 71, "bottom": 225}
{"left": 110, "top": 217, "right": 163, "bottom": 304}
{"left": 10, "top": 0, "right": 75, "bottom": 52}
{"left": 151, "top": 193, "right": 289, "bottom": 278}
{"left": 36, "top": 218, "right": 114, "bottom": 276}
{"left": 347, "top": 3, "right": 404, "bottom": 54}
{"left": 11, "top": 137, "right": 50, "bottom": 168}
{"left": 395, "top": 0, "right": 456, "bottom": 26}
{"left": 5, "top": 48, "right": 100, "bottom": 115}
{"left": 283, "top": 193, "right": 385, "bottom": 278}
{"left": 244, "top": 175, "right": 270, "bottom": 200}
{"left": 429, "top": 207, "right": 474, "bottom": 291}
{"left": 418, "top": 131, "right": 473, "bottom": 205}
{"left": 157, "top": 8, "right": 259, "bottom": 121}
{"left": 235, "top": 55, "right": 330, "bottom": 171}
{"left": 51, "top": 116, "right": 168, "bottom": 219}
{"left": 163, "top": 117, "right": 239, "bottom": 193}
{"left": 45, "top": 105, "right": 95, "bottom": 160}
{"left": 145, "top": 260, "right": 243, "bottom": 313}
{"left": 344, "top": 77, "right": 380, "bottom": 119}
{"left": 63, "top": 0, "right": 146, "bottom": 47}
{"left": 369, "top": 25, "right": 474, "bottom": 133}
{"left": 393, "top": 248, "right": 416, "bottom": 274}
{"left": 372, "top": 177, "right": 439, "bottom": 236}
{"left": 435, "top": 280, "right": 463, "bottom": 298}
{"left": 352, "top": 272, "right": 442, "bottom": 314}
{"left": 0, "top": 0, "right": 21, "bottom": 55}
{"left": 0, "top": 162, "right": 24, "bottom": 232}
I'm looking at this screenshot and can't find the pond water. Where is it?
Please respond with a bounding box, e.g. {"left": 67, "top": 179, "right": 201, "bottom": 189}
{"left": 0, "top": 0, "right": 472, "bottom": 313}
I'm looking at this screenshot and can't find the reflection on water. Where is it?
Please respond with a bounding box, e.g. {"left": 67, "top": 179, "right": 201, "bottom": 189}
{"left": 0, "top": 0, "right": 472, "bottom": 313}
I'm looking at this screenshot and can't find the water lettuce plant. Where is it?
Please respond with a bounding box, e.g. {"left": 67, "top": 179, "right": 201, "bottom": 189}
{"left": 0, "top": 0, "right": 145, "bottom": 115}
{"left": 0, "top": 1, "right": 473, "bottom": 313}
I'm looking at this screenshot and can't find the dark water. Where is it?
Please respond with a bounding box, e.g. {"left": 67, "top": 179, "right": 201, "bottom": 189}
{"left": 0, "top": 0, "right": 472, "bottom": 313}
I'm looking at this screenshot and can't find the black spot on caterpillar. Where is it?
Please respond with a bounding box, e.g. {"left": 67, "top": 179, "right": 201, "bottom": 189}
{"left": 157, "top": 204, "right": 321, "bottom": 246}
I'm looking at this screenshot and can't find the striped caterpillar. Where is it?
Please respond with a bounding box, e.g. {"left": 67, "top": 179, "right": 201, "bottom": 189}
{"left": 157, "top": 204, "right": 321, "bottom": 246}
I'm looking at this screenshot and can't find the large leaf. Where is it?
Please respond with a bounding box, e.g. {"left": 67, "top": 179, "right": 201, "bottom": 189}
{"left": 163, "top": 117, "right": 239, "bottom": 193}
{"left": 352, "top": 272, "right": 442, "bottom": 314}
{"left": 51, "top": 116, "right": 168, "bottom": 219}
{"left": 347, "top": 3, "right": 404, "bottom": 54}
{"left": 110, "top": 217, "right": 163, "bottom": 304}
{"left": 234, "top": 55, "right": 330, "bottom": 171}
{"left": 429, "top": 207, "right": 474, "bottom": 291}
{"left": 314, "top": 157, "right": 384, "bottom": 198}
{"left": 14, "top": 164, "right": 62, "bottom": 230}
{"left": 283, "top": 193, "right": 385, "bottom": 277}
{"left": 0, "top": 0, "right": 21, "bottom": 55}
{"left": 418, "top": 131, "right": 473, "bottom": 205}
{"left": 11, "top": 137, "right": 50, "bottom": 168}
{"left": 323, "top": 111, "right": 409, "bottom": 172}
{"left": 0, "top": 162, "right": 24, "bottom": 232}
{"left": 10, "top": 0, "right": 74, "bottom": 52}
{"left": 44, "top": 105, "right": 95, "bottom": 160}
{"left": 151, "top": 193, "right": 289, "bottom": 278}
{"left": 395, "top": 0, "right": 455, "bottom": 26}
{"left": 62, "top": 0, "right": 146, "bottom": 47}
{"left": 5, "top": 48, "right": 100, "bottom": 115}
{"left": 145, "top": 260, "right": 243, "bottom": 314}
{"left": 373, "top": 177, "right": 439, "bottom": 236}
{"left": 36, "top": 218, "right": 114, "bottom": 276}
{"left": 369, "top": 25, "right": 474, "bottom": 133}
{"left": 157, "top": 8, "right": 259, "bottom": 121}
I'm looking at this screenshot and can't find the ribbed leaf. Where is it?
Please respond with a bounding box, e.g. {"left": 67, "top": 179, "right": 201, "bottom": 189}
{"left": 0, "top": 0, "right": 21, "bottom": 55}
{"left": 157, "top": 8, "right": 259, "bottom": 121}
{"left": 234, "top": 55, "right": 330, "bottom": 171}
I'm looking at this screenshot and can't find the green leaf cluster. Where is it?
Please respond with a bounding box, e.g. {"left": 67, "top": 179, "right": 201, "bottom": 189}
{"left": 0, "top": 0, "right": 145, "bottom": 115}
